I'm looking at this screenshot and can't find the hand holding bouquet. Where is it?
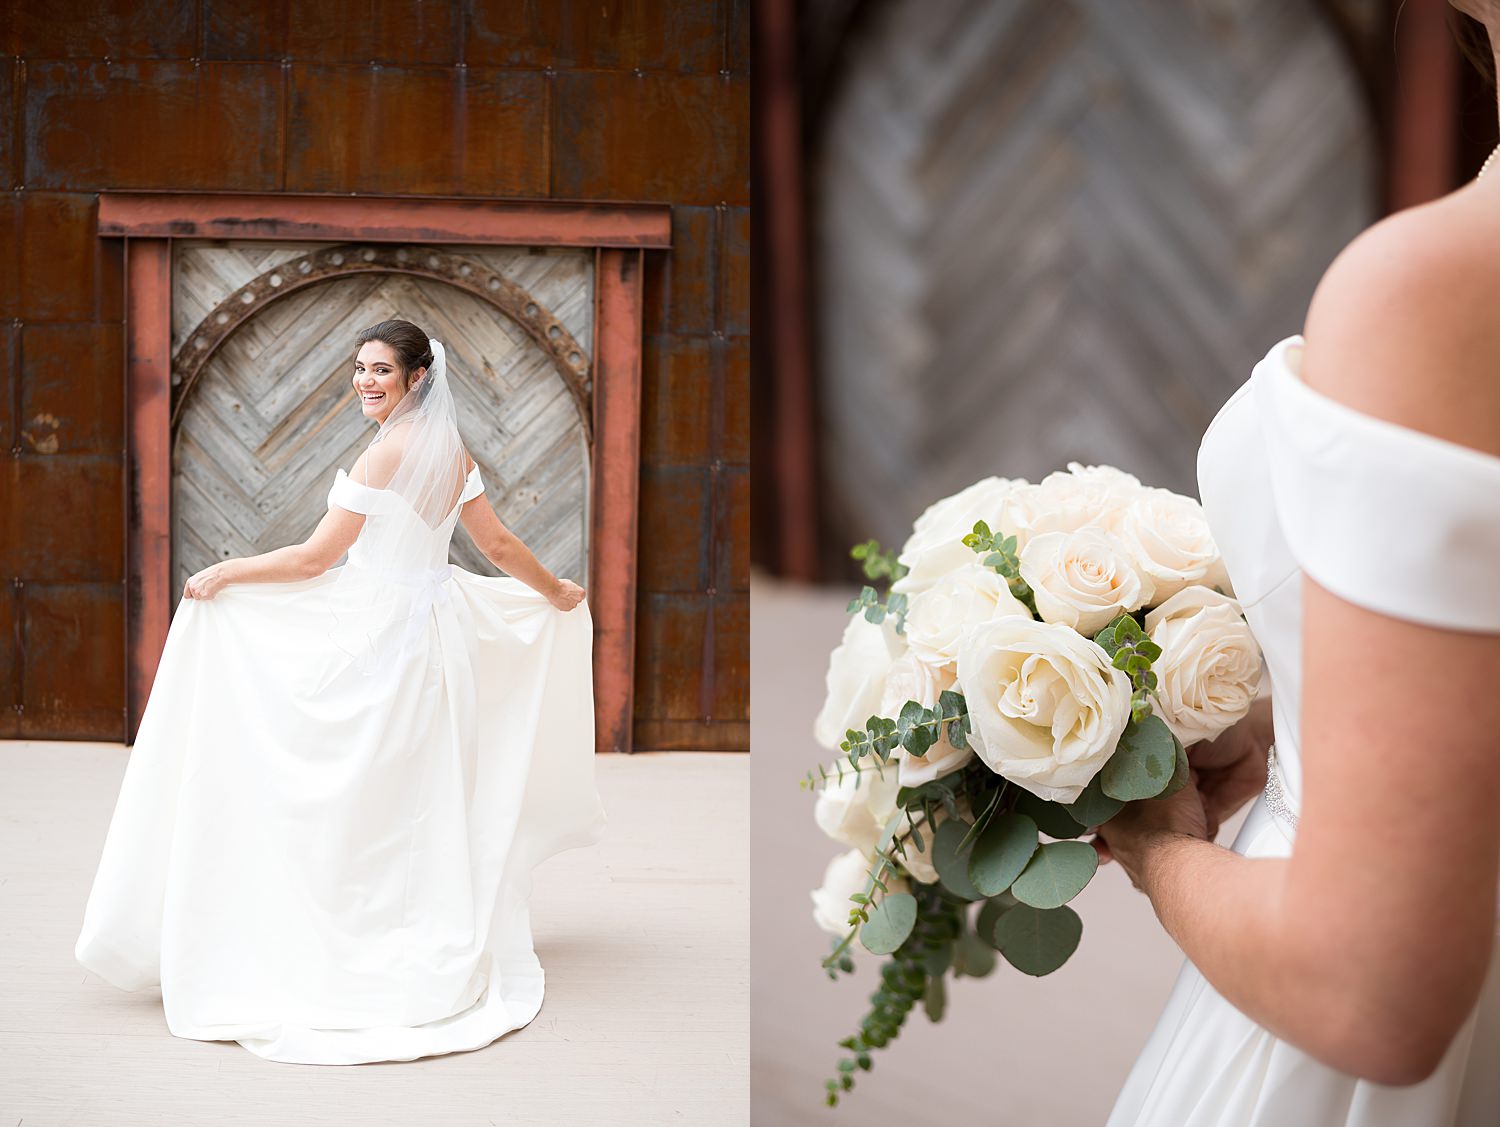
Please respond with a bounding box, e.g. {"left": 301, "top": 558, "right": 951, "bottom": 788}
{"left": 804, "top": 464, "right": 1264, "bottom": 1106}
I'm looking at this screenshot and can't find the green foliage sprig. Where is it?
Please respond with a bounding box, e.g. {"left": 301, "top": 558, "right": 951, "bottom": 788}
{"left": 1094, "top": 613, "right": 1163, "bottom": 724}
{"left": 846, "top": 585, "right": 908, "bottom": 635}
{"left": 962, "top": 520, "right": 1039, "bottom": 616}
{"left": 850, "top": 538, "right": 910, "bottom": 584}
{"left": 825, "top": 882, "right": 964, "bottom": 1107}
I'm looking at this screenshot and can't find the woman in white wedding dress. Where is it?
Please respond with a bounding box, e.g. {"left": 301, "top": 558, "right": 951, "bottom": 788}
{"left": 1094, "top": 17, "right": 1500, "bottom": 1122}
{"left": 74, "top": 318, "right": 606, "bottom": 1065}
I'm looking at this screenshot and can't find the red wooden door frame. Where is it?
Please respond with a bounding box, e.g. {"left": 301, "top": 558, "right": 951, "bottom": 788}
{"left": 100, "top": 191, "right": 669, "bottom": 755}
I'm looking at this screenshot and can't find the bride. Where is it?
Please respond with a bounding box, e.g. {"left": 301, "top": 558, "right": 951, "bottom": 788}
{"left": 1094, "top": 11, "right": 1500, "bottom": 1123}
{"left": 74, "top": 318, "right": 607, "bottom": 1065}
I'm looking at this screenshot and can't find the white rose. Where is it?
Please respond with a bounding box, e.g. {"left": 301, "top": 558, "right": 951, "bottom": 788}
{"left": 1145, "top": 587, "right": 1262, "bottom": 745}
{"left": 879, "top": 654, "right": 973, "bottom": 786}
{"left": 1019, "top": 528, "right": 1156, "bottom": 635}
{"left": 813, "top": 613, "right": 906, "bottom": 751}
{"left": 814, "top": 764, "right": 901, "bottom": 853}
{"left": 904, "top": 561, "right": 1031, "bottom": 669}
{"left": 811, "top": 848, "right": 877, "bottom": 935}
{"left": 894, "top": 815, "right": 940, "bottom": 883}
{"left": 956, "top": 615, "right": 1132, "bottom": 804}
{"left": 1002, "top": 463, "right": 1143, "bottom": 545}
{"left": 878, "top": 650, "right": 958, "bottom": 717}
{"left": 1116, "top": 487, "right": 1231, "bottom": 604}
{"left": 892, "top": 476, "right": 1023, "bottom": 596}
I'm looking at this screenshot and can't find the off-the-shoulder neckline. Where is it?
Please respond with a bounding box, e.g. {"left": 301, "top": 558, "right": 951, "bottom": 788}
{"left": 336, "top": 463, "right": 481, "bottom": 490}
{"left": 1266, "top": 333, "right": 1500, "bottom": 473}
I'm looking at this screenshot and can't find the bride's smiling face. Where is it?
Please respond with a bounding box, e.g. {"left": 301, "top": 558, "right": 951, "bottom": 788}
{"left": 353, "top": 342, "right": 423, "bottom": 425}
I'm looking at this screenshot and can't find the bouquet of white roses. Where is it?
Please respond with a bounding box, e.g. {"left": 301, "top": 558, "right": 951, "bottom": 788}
{"left": 805, "top": 463, "right": 1264, "bottom": 1106}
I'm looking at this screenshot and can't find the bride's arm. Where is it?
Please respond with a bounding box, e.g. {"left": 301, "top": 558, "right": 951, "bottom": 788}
{"left": 183, "top": 507, "right": 366, "bottom": 597}
{"left": 458, "top": 493, "right": 585, "bottom": 609}
{"left": 1104, "top": 584, "right": 1500, "bottom": 1086}
{"left": 1098, "top": 215, "right": 1500, "bottom": 1086}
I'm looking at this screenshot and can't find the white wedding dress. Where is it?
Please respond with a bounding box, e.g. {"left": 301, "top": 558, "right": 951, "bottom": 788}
{"left": 74, "top": 461, "right": 607, "bottom": 1065}
{"left": 1105, "top": 334, "right": 1500, "bottom": 1124}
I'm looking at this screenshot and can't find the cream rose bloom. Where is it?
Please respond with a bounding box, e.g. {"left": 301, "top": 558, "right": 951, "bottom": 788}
{"left": 903, "top": 561, "right": 1030, "bottom": 670}
{"left": 875, "top": 652, "right": 974, "bottom": 784}
{"left": 1144, "top": 587, "right": 1262, "bottom": 745}
{"left": 1002, "top": 462, "right": 1144, "bottom": 545}
{"left": 892, "top": 476, "right": 1024, "bottom": 596}
{"left": 813, "top": 613, "right": 906, "bottom": 751}
{"left": 811, "top": 848, "right": 884, "bottom": 935}
{"left": 1116, "top": 487, "right": 1232, "bottom": 603}
{"left": 813, "top": 764, "right": 901, "bottom": 853}
{"left": 956, "top": 615, "right": 1132, "bottom": 803}
{"left": 1019, "top": 528, "right": 1155, "bottom": 635}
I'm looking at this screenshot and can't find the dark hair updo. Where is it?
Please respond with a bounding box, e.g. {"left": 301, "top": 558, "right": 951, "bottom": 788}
{"left": 353, "top": 319, "right": 434, "bottom": 390}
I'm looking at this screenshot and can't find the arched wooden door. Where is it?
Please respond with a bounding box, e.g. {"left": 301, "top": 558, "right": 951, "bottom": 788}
{"left": 811, "top": 0, "right": 1377, "bottom": 556}
{"left": 168, "top": 242, "right": 593, "bottom": 612}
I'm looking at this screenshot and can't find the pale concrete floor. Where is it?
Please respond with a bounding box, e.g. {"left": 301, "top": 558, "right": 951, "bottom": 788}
{"left": 750, "top": 569, "right": 1250, "bottom": 1126}
{"left": 1, "top": 747, "right": 748, "bottom": 1127}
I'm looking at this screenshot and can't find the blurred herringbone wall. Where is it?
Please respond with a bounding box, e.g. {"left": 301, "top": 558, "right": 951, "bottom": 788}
{"left": 0, "top": 2, "right": 749, "bottom": 750}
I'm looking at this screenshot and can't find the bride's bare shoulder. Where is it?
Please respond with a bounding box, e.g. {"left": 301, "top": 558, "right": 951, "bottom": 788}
{"left": 1300, "top": 188, "right": 1500, "bottom": 459}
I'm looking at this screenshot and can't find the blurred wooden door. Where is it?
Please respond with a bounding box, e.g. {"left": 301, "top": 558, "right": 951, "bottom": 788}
{"left": 169, "top": 242, "right": 593, "bottom": 609}
{"left": 811, "top": 0, "right": 1377, "bottom": 558}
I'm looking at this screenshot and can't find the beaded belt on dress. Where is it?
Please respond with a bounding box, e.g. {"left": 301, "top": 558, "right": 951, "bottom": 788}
{"left": 1263, "top": 744, "right": 1300, "bottom": 832}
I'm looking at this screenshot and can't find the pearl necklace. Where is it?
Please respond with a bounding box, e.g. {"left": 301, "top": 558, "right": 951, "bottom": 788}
{"left": 1480, "top": 141, "right": 1500, "bottom": 180}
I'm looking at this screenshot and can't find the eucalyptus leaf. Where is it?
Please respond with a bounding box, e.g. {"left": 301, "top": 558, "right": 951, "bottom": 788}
{"left": 968, "top": 813, "right": 1039, "bottom": 897}
{"left": 993, "top": 904, "right": 1083, "bottom": 976}
{"left": 1066, "top": 774, "right": 1125, "bottom": 828}
{"left": 1010, "top": 840, "right": 1099, "bottom": 909}
{"left": 1100, "top": 714, "right": 1177, "bottom": 801}
{"left": 923, "top": 974, "right": 947, "bottom": 1022}
{"left": 1156, "top": 732, "right": 1192, "bottom": 801}
{"left": 932, "top": 818, "right": 984, "bottom": 901}
{"left": 1013, "top": 790, "right": 1088, "bottom": 840}
{"left": 859, "top": 892, "right": 917, "bottom": 955}
{"left": 976, "top": 892, "right": 1017, "bottom": 949}
{"left": 954, "top": 926, "right": 998, "bottom": 978}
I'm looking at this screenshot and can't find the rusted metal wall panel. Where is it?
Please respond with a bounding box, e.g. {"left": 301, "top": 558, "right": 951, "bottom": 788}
{"left": 25, "top": 61, "right": 283, "bottom": 191}
{"left": 4, "top": 0, "right": 749, "bottom": 750}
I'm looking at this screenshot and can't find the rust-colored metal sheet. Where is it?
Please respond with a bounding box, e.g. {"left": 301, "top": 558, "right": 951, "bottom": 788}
{"left": 721, "top": 335, "right": 749, "bottom": 464}
{"left": 712, "top": 592, "right": 747, "bottom": 719}
{"left": 0, "top": 322, "right": 14, "bottom": 450}
{"left": 19, "top": 582, "right": 124, "bottom": 738}
{"left": 634, "top": 718, "right": 748, "bottom": 752}
{"left": 641, "top": 333, "right": 711, "bottom": 465}
{"left": 19, "top": 323, "right": 124, "bottom": 456}
{"left": 19, "top": 192, "right": 97, "bottom": 320}
{"left": 0, "top": 578, "right": 16, "bottom": 739}
{"left": 637, "top": 465, "right": 708, "bottom": 591}
{"left": 0, "top": 456, "right": 123, "bottom": 581}
{"left": 716, "top": 466, "right": 749, "bottom": 593}
{"left": 12, "top": 2, "right": 195, "bottom": 59}
{"left": 287, "top": 0, "right": 462, "bottom": 66}
{"left": 0, "top": 195, "right": 17, "bottom": 319}
{"left": 552, "top": 73, "right": 750, "bottom": 205}
{"left": 24, "top": 60, "right": 282, "bottom": 192}
{"left": 642, "top": 205, "right": 716, "bottom": 335}
{"left": 591, "top": 247, "right": 646, "bottom": 753}
{"left": 285, "top": 66, "right": 547, "bottom": 196}
{"left": 722, "top": 206, "right": 750, "bottom": 335}
{"left": 1388, "top": 0, "right": 1459, "bottom": 210}
{"left": 465, "top": 2, "right": 722, "bottom": 73}
{"left": 633, "top": 592, "right": 706, "bottom": 723}
{"left": 0, "top": 60, "right": 14, "bottom": 195}
{"left": 124, "top": 238, "right": 172, "bottom": 741}
{"left": 98, "top": 193, "right": 672, "bottom": 248}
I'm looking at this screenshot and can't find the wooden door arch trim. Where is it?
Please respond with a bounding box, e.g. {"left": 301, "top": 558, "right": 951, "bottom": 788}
{"left": 170, "top": 244, "right": 594, "bottom": 443}
{"left": 104, "top": 192, "right": 664, "bottom": 755}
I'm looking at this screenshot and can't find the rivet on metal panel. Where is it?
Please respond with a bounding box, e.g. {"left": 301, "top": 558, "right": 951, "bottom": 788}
{"left": 361, "top": 249, "right": 375, "bottom": 262}
{"left": 543, "top": 67, "right": 555, "bottom": 77}
{"left": 633, "top": 68, "right": 643, "bottom": 77}
{"left": 720, "top": 70, "right": 730, "bottom": 78}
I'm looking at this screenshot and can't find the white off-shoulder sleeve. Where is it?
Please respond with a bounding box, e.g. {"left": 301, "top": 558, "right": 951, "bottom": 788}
{"left": 1258, "top": 335, "right": 1500, "bottom": 633}
{"left": 459, "top": 463, "right": 486, "bottom": 504}
{"left": 327, "top": 468, "right": 391, "bottom": 516}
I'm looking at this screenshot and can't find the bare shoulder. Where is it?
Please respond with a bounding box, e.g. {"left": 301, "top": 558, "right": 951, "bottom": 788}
{"left": 1301, "top": 190, "right": 1500, "bottom": 459}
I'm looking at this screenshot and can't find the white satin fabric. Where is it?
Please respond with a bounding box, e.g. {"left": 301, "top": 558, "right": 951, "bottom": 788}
{"left": 1106, "top": 334, "right": 1500, "bottom": 1125}
{"left": 75, "top": 462, "right": 606, "bottom": 1064}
